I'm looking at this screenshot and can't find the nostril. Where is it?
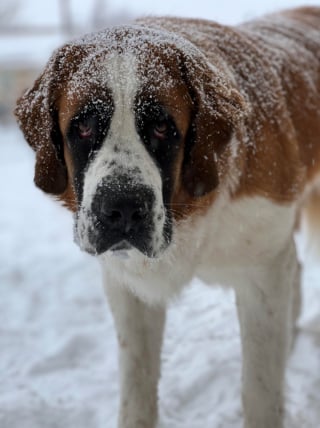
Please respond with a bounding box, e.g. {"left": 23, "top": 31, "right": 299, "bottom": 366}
{"left": 99, "top": 206, "right": 147, "bottom": 233}
{"left": 131, "top": 208, "right": 147, "bottom": 223}
{"left": 106, "top": 209, "right": 123, "bottom": 224}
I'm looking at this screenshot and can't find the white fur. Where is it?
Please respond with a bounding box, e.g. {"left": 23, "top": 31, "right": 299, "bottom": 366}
{"left": 235, "top": 239, "right": 299, "bottom": 428}
{"left": 104, "top": 279, "right": 165, "bottom": 428}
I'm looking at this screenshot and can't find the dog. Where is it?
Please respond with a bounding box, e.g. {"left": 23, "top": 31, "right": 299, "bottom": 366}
{"left": 15, "top": 6, "right": 320, "bottom": 428}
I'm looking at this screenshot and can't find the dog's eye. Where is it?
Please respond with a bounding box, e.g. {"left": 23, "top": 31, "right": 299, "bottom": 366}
{"left": 77, "top": 119, "right": 94, "bottom": 139}
{"left": 153, "top": 121, "right": 168, "bottom": 140}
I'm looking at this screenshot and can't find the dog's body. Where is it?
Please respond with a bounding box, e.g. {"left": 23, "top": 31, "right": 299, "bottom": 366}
{"left": 16, "top": 7, "right": 320, "bottom": 428}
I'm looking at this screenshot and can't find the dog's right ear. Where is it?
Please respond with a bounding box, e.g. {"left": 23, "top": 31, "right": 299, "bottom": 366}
{"left": 178, "top": 48, "right": 248, "bottom": 198}
{"left": 15, "top": 44, "right": 86, "bottom": 195}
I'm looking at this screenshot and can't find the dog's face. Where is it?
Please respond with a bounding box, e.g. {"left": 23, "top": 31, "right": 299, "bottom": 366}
{"left": 15, "top": 25, "right": 246, "bottom": 258}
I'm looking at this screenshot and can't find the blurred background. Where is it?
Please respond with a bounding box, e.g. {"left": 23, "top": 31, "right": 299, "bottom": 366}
{"left": 1, "top": 1, "right": 320, "bottom": 428}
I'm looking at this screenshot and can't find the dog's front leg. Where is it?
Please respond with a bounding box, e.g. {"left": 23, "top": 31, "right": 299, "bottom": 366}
{"left": 235, "top": 239, "right": 298, "bottom": 428}
{"left": 104, "top": 278, "right": 165, "bottom": 428}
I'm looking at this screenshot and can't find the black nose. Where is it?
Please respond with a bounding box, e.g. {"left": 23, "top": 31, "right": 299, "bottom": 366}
{"left": 98, "top": 197, "right": 149, "bottom": 234}
{"left": 91, "top": 182, "right": 155, "bottom": 253}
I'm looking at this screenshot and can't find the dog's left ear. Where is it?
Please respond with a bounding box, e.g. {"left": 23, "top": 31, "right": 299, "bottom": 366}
{"left": 15, "top": 44, "right": 86, "bottom": 195}
{"left": 179, "top": 47, "right": 248, "bottom": 197}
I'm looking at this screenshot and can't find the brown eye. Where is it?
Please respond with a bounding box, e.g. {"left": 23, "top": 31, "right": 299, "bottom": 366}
{"left": 153, "top": 121, "right": 168, "bottom": 139}
{"left": 78, "top": 122, "right": 93, "bottom": 139}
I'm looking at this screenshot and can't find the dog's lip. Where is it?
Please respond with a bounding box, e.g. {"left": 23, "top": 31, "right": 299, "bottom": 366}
{"left": 107, "top": 240, "right": 133, "bottom": 259}
{"left": 110, "top": 240, "right": 132, "bottom": 251}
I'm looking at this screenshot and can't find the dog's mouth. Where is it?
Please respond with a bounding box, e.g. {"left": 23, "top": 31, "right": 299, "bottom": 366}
{"left": 74, "top": 180, "right": 173, "bottom": 259}
{"left": 75, "top": 209, "right": 172, "bottom": 259}
{"left": 86, "top": 219, "right": 155, "bottom": 257}
{"left": 110, "top": 240, "right": 132, "bottom": 252}
{"left": 108, "top": 240, "right": 133, "bottom": 259}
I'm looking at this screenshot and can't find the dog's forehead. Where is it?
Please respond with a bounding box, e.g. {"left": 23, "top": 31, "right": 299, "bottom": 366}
{"left": 58, "top": 33, "right": 193, "bottom": 134}
{"left": 62, "top": 26, "right": 190, "bottom": 106}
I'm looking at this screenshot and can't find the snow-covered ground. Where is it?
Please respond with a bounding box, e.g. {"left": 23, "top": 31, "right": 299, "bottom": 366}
{"left": 1, "top": 2, "right": 320, "bottom": 427}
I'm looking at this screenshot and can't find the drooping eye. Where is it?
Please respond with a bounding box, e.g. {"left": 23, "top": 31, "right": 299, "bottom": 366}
{"left": 77, "top": 119, "right": 94, "bottom": 139}
{"left": 153, "top": 121, "right": 168, "bottom": 139}
{"left": 136, "top": 101, "right": 180, "bottom": 152}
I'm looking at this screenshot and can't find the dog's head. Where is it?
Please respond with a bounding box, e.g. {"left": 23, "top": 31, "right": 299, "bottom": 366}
{"left": 15, "top": 24, "right": 246, "bottom": 258}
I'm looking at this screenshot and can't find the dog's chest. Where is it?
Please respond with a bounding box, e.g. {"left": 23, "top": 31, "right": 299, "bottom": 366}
{"left": 194, "top": 196, "right": 296, "bottom": 286}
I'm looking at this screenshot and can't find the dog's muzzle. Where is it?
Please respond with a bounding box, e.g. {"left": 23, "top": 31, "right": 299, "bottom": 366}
{"left": 88, "top": 178, "right": 156, "bottom": 256}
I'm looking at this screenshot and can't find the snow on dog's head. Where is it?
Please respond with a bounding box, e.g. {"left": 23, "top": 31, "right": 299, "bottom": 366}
{"left": 15, "top": 22, "right": 246, "bottom": 258}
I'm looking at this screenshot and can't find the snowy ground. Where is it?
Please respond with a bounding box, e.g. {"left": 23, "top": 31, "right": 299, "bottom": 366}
{"left": 1, "top": 115, "right": 320, "bottom": 428}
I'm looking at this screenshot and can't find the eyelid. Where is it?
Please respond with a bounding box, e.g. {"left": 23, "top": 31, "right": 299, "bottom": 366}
{"left": 154, "top": 121, "right": 167, "bottom": 130}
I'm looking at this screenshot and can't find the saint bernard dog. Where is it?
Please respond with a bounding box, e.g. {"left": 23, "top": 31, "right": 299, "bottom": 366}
{"left": 15, "top": 6, "right": 320, "bottom": 428}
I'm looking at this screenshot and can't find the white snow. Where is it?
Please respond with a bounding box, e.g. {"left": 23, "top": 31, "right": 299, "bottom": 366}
{"left": 2, "top": 1, "right": 320, "bottom": 427}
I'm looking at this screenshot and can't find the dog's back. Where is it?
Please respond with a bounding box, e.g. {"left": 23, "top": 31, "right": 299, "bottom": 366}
{"left": 243, "top": 7, "right": 320, "bottom": 258}
{"left": 264, "top": 7, "right": 320, "bottom": 260}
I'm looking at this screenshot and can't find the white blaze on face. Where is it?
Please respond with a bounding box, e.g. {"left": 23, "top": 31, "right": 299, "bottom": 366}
{"left": 75, "top": 53, "right": 167, "bottom": 256}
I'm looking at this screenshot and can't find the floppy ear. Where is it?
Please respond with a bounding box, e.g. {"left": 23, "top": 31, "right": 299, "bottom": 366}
{"left": 15, "top": 44, "right": 86, "bottom": 195}
{"left": 180, "top": 51, "right": 247, "bottom": 197}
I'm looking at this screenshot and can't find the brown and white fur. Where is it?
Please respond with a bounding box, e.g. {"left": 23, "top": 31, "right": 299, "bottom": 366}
{"left": 15, "top": 7, "right": 320, "bottom": 428}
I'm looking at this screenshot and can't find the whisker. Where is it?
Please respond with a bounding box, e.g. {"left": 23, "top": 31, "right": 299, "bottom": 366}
{"left": 165, "top": 208, "right": 189, "bottom": 221}
{"left": 167, "top": 202, "right": 211, "bottom": 210}
{"left": 170, "top": 202, "right": 209, "bottom": 207}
